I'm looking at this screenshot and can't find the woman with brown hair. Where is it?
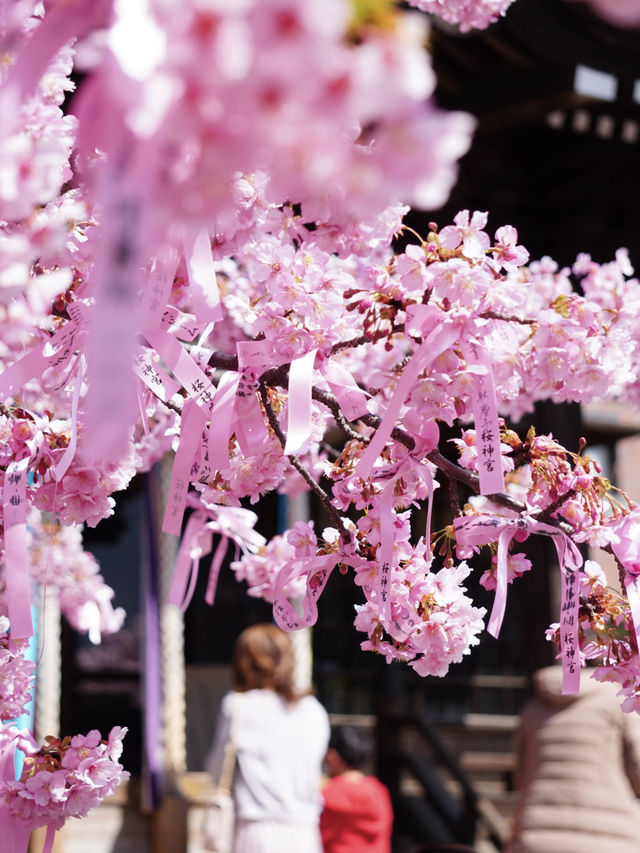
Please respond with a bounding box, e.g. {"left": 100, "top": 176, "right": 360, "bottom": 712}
{"left": 205, "top": 623, "right": 330, "bottom": 853}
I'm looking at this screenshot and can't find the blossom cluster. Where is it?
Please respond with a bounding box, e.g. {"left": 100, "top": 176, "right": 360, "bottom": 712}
{"left": 0, "top": 617, "right": 34, "bottom": 722}
{"left": 24, "top": 512, "right": 126, "bottom": 643}
{"left": 545, "top": 560, "right": 640, "bottom": 713}
{"left": 0, "top": 726, "right": 129, "bottom": 829}
{"left": 354, "top": 546, "right": 486, "bottom": 678}
{"left": 405, "top": 0, "right": 516, "bottom": 31}
{"left": 73, "top": 0, "right": 474, "bottom": 235}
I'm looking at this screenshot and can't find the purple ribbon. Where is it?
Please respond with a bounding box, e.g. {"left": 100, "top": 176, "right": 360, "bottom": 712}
{"left": 141, "top": 472, "right": 163, "bottom": 810}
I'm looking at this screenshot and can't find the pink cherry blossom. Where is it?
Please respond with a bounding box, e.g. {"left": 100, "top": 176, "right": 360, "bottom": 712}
{"left": 438, "top": 210, "right": 491, "bottom": 260}
{"left": 405, "top": 0, "right": 516, "bottom": 31}
{"left": 611, "top": 511, "right": 640, "bottom": 575}
{"left": 0, "top": 619, "right": 35, "bottom": 721}
{"left": 0, "top": 726, "right": 129, "bottom": 830}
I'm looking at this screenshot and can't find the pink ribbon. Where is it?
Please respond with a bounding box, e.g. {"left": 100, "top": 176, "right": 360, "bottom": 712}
{"left": 3, "top": 457, "right": 33, "bottom": 639}
{"left": 375, "top": 454, "right": 436, "bottom": 625}
{"left": 284, "top": 349, "right": 316, "bottom": 456}
{"left": 624, "top": 572, "right": 640, "bottom": 661}
{"left": 208, "top": 371, "right": 241, "bottom": 473}
{"left": 137, "top": 383, "right": 149, "bottom": 437}
{"left": 377, "top": 484, "right": 395, "bottom": 624}
{"left": 455, "top": 512, "right": 582, "bottom": 690}
{"left": 41, "top": 825, "right": 56, "bottom": 853}
{"left": 140, "top": 246, "right": 180, "bottom": 333}
{"left": 183, "top": 229, "right": 223, "bottom": 325}
{"left": 146, "top": 330, "right": 216, "bottom": 414}
{"left": 234, "top": 340, "right": 276, "bottom": 455}
{"left": 0, "top": 348, "right": 48, "bottom": 400}
{"left": 522, "top": 517, "right": 582, "bottom": 694}
{"left": 82, "top": 141, "right": 150, "bottom": 466}
{"left": 160, "top": 307, "right": 202, "bottom": 342}
{"left": 467, "top": 341, "right": 505, "bottom": 495}
{"left": 0, "top": 320, "right": 84, "bottom": 400}
{"left": 65, "top": 302, "right": 90, "bottom": 328}
{"left": 560, "top": 562, "right": 581, "bottom": 695}
{"left": 133, "top": 346, "right": 181, "bottom": 404}
{"left": 273, "top": 554, "right": 340, "bottom": 631}
{"left": 161, "top": 400, "right": 206, "bottom": 536}
{"left": 320, "top": 359, "right": 370, "bottom": 422}
{"left": 236, "top": 340, "right": 277, "bottom": 373}
{"left": 490, "top": 527, "right": 515, "bottom": 639}
{"left": 0, "top": 735, "right": 30, "bottom": 853}
{"left": 422, "top": 464, "right": 435, "bottom": 557}
{"left": 52, "top": 356, "right": 86, "bottom": 483}
{"left": 355, "top": 320, "right": 462, "bottom": 481}
{"left": 0, "top": 735, "right": 20, "bottom": 853}
{"left": 234, "top": 374, "right": 268, "bottom": 457}
{"left": 205, "top": 536, "right": 229, "bottom": 606}
{"left": 191, "top": 419, "right": 211, "bottom": 483}
{"left": 190, "top": 322, "right": 216, "bottom": 369}
{"left": 168, "top": 512, "right": 210, "bottom": 610}
{"left": 195, "top": 504, "right": 266, "bottom": 554}
{"left": 453, "top": 516, "right": 516, "bottom": 638}
{"left": 169, "top": 505, "right": 264, "bottom": 610}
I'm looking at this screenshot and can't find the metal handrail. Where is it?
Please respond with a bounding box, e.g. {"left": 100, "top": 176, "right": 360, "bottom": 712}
{"left": 379, "top": 711, "right": 506, "bottom": 849}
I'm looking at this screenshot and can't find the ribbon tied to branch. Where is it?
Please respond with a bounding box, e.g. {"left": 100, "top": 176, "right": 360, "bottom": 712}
{"left": 454, "top": 512, "right": 582, "bottom": 693}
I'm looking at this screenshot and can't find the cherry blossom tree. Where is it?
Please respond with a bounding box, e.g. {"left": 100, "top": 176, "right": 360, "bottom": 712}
{"left": 2, "top": 0, "right": 640, "bottom": 846}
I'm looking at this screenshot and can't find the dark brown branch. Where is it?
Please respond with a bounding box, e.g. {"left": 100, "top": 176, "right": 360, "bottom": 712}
{"left": 208, "top": 352, "right": 239, "bottom": 371}
{"left": 163, "top": 397, "right": 183, "bottom": 415}
{"left": 258, "top": 380, "right": 351, "bottom": 545}
{"left": 479, "top": 310, "right": 537, "bottom": 326}
{"left": 448, "top": 477, "right": 460, "bottom": 518}
{"left": 357, "top": 413, "right": 416, "bottom": 452}
{"left": 200, "top": 346, "right": 571, "bottom": 538}
{"left": 329, "top": 329, "right": 392, "bottom": 355}
{"left": 312, "top": 388, "right": 368, "bottom": 443}
{"left": 600, "top": 543, "right": 627, "bottom": 592}
{"left": 542, "top": 488, "right": 578, "bottom": 518}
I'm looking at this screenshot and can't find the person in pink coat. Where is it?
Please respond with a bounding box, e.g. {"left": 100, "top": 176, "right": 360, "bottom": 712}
{"left": 505, "top": 665, "right": 640, "bottom": 853}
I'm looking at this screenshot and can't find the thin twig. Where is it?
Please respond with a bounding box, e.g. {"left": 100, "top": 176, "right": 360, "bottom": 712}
{"left": 448, "top": 477, "right": 460, "bottom": 518}
{"left": 479, "top": 310, "right": 537, "bottom": 326}
{"left": 399, "top": 224, "right": 428, "bottom": 246}
{"left": 321, "top": 442, "right": 340, "bottom": 460}
{"left": 330, "top": 329, "right": 392, "bottom": 355}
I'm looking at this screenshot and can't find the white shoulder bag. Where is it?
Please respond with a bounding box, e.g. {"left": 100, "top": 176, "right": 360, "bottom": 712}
{"left": 202, "top": 693, "right": 241, "bottom": 853}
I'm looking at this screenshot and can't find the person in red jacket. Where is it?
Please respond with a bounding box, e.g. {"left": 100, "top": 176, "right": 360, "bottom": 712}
{"left": 320, "top": 725, "right": 393, "bottom": 853}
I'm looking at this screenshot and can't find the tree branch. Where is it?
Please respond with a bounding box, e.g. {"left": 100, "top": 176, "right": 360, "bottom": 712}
{"left": 479, "top": 310, "right": 537, "bottom": 326}
{"left": 312, "top": 387, "right": 368, "bottom": 443}
{"left": 200, "top": 345, "right": 572, "bottom": 539}
{"left": 258, "top": 379, "right": 352, "bottom": 546}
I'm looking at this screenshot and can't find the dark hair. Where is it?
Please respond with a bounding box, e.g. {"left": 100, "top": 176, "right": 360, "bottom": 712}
{"left": 232, "top": 623, "right": 298, "bottom": 702}
{"left": 329, "top": 725, "right": 370, "bottom": 771}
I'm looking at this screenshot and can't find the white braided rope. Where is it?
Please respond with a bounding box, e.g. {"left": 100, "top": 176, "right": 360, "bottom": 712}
{"left": 285, "top": 493, "right": 313, "bottom": 693}
{"left": 34, "top": 584, "right": 61, "bottom": 740}
{"left": 153, "top": 454, "right": 187, "bottom": 773}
